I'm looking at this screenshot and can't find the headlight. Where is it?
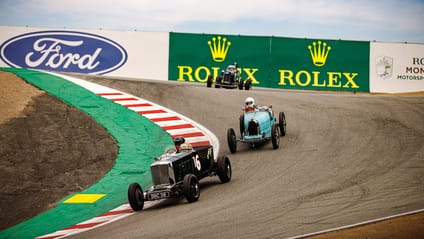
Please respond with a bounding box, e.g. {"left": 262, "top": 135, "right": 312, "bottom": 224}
{"left": 168, "top": 163, "right": 175, "bottom": 185}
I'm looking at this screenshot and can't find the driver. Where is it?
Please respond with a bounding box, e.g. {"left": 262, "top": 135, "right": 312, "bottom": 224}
{"left": 173, "top": 136, "right": 193, "bottom": 153}
{"left": 244, "top": 97, "right": 258, "bottom": 112}
{"left": 244, "top": 97, "right": 270, "bottom": 113}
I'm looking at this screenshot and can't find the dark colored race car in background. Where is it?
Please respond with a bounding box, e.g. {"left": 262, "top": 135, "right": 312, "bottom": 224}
{"left": 227, "top": 106, "right": 286, "bottom": 153}
{"left": 128, "top": 137, "right": 232, "bottom": 211}
{"left": 207, "top": 64, "right": 252, "bottom": 90}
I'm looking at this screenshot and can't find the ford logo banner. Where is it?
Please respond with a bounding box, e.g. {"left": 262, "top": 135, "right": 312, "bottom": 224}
{"left": 0, "top": 30, "right": 127, "bottom": 74}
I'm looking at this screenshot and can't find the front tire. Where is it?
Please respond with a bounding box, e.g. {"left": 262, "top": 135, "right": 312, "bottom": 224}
{"left": 215, "top": 76, "right": 222, "bottom": 88}
{"left": 183, "top": 174, "right": 200, "bottom": 203}
{"left": 227, "top": 128, "right": 237, "bottom": 153}
{"left": 244, "top": 79, "right": 252, "bottom": 90}
{"left": 128, "top": 183, "right": 144, "bottom": 211}
{"left": 238, "top": 78, "right": 244, "bottom": 90}
{"left": 217, "top": 155, "right": 232, "bottom": 183}
{"left": 271, "top": 124, "right": 280, "bottom": 149}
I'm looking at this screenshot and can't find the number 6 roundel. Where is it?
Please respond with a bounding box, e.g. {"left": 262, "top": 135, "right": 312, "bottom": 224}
{"left": 193, "top": 155, "right": 201, "bottom": 171}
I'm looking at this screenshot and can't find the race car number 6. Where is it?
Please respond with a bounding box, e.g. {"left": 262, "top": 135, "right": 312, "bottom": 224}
{"left": 193, "top": 155, "right": 201, "bottom": 171}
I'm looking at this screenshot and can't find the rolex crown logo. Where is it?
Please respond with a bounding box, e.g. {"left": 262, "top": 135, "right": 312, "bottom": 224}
{"left": 208, "top": 36, "right": 231, "bottom": 62}
{"left": 308, "top": 40, "right": 331, "bottom": 67}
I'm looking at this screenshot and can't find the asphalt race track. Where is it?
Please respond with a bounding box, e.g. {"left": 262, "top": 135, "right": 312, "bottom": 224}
{"left": 68, "top": 75, "right": 423, "bottom": 239}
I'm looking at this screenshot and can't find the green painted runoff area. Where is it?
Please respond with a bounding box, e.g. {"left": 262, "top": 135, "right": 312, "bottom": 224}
{"left": 0, "top": 68, "right": 174, "bottom": 239}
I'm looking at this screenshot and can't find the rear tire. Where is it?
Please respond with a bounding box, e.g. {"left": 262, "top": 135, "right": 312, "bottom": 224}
{"left": 217, "top": 155, "right": 232, "bottom": 183}
{"left": 239, "top": 114, "right": 245, "bottom": 136}
{"left": 271, "top": 124, "right": 280, "bottom": 149}
{"left": 227, "top": 128, "right": 237, "bottom": 153}
{"left": 206, "top": 75, "right": 213, "bottom": 88}
{"left": 128, "top": 183, "right": 144, "bottom": 211}
{"left": 279, "top": 112, "right": 286, "bottom": 136}
{"left": 183, "top": 174, "right": 200, "bottom": 203}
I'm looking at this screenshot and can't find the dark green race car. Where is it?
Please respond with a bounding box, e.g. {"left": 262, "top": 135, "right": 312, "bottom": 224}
{"left": 128, "top": 137, "right": 232, "bottom": 211}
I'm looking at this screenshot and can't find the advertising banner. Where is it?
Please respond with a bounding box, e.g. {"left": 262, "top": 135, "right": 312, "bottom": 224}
{"left": 370, "top": 42, "right": 424, "bottom": 93}
{"left": 169, "top": 33, "right": 370, "bottom": 92}
{"left": 270, "top": 37, "right": 370, "bottom": 92}
{"left": 169, "top": 33, "right": 271, "bottom": 87}
{"left": 0, "top": 26, "right": 169, "bottom": 80}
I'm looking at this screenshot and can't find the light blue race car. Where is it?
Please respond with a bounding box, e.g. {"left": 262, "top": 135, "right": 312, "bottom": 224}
{"left": 227, "top": 104, "right": 286, "bottom": 153}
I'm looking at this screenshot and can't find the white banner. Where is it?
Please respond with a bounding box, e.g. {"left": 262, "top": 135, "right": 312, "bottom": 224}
{"left": 0, "top": 26, "right": 169, "bottom": 80}
{"left": 370, "top": 42, "right": 424, "bottom": 93}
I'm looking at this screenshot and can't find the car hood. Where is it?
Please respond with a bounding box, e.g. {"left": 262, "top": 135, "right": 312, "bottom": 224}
{"left": 152, "top": 151, "right": 191, "bottom": 166}
{"left": 244, "top": 110, "right": 271, "bottom": 123}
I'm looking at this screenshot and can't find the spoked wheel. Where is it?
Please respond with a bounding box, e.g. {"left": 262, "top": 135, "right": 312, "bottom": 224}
{"left": 183, "top": 174, "right": 200, "bottom": 203}
{"left": 217, "top": 155, "right": 232, "bottom": 183}
{"left": 227, "top": 128, "right": 237, "bottom": 153}
{"left": 271, "top": 124, "right": 280, "bottom": 149}
{"left": 279, "top": 112, "right": 286, "bottom": 136}
{"left": 128, "top": 183, "right": 144, "bottom": 211}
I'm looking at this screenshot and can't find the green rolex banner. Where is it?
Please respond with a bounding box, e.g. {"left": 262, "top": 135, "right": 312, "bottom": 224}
{"left": 270, "top": 37, "right": 369, "bottom": 92}
{"left": 169, "top": 32, "right": 369, "bottom": 92}
{"left": 169, "top": 32, "right": 271, "bottom": 86}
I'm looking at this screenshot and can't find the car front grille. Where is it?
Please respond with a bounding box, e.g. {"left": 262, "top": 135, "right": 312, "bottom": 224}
{"left": 248, "top": 120, "right": 260, "bottom": 135}
{"left": 151, "top": 164, "right": 170, "bottom": 185}
{"left": 223, "top": 73, "right": 235, "bottom": 82}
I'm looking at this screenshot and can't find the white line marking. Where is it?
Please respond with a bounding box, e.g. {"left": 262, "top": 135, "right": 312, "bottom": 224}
{"left": 155, "top": 120, "right": 192, "bottom": 127}
{"left": 287, "top": 208, "right": 424, "bottom": 239}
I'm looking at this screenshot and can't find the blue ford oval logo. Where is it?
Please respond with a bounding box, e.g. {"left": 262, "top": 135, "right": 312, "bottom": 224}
{"left": 0, "top": 30, "right": 127, "bottom": 74}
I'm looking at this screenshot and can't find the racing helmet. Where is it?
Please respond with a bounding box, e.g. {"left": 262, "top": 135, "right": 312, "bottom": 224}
{"left": 174, "top": 136, "right": 185, "bottom": 146}
{"left": 245, "top": 97, "right": 255, "bottom": 107}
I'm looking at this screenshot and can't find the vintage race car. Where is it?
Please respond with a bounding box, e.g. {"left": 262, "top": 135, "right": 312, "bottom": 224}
{"left": 206, "top": 64, "right": 252, "bottom": 90}
{"left": 227, "top": 106, "right": 286, "bottom": 153}
{"left": 128, "top": 137, "right": 232, "bottom": 211}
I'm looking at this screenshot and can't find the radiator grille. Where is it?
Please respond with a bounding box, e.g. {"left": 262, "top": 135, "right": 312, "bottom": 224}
{"left": 248, "top": 120, "right": 259, "bottom": 135}
{"left": 151, "top": 164, "right": 170, "bottom": 185}
{"left": 223, "top": 73, "right": 235, "bottom": 82}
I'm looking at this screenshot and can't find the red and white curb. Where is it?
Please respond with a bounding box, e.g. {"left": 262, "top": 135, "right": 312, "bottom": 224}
{"left": 36, "top": 73, "right": 219, "bottom": 239}
{"left": 36, "top": 202, "right": 161, "bottom": 239}
{"left": 97, "top": 92, "right": 211, "bottom": 148}
{"left": 47, "top": 72, "right": 219, "bottom": 155}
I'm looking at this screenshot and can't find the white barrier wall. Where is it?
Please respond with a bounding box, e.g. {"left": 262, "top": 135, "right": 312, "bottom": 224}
{"left": 0, "top": 26, "right": 169, "bottom": 80}
{"left": 370, "top": 42, "right": 424, "bottom": 93}
{"left": 2, "top": 26, "right": 424, "bottom": 93}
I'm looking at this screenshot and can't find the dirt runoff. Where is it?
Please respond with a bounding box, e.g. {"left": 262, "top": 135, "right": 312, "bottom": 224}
{"left": 0, "top": 71, "right": 117, "bottom": 230}
{"left": 305, "top": 211, "right": 424, "bottom": 239}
